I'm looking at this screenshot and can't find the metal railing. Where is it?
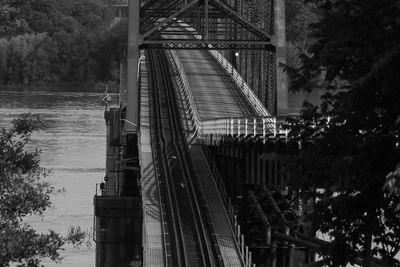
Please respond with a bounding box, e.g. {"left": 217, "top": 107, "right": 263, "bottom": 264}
{"left": 166, "top": 50, "right": 202, "bottom": 133}
{"left": 209, "top": 50, "right": 271, "bottom": 117}
{"left": 165, "top": 38, "right": 290, "bottom": 267}
{"left": 108, "top": 5, "right": 128, "bottom": 31}
{"left": 166, "top": 25, "right": 283, "bottom": 143}
{"left": 202, "top": 145, "right": 255, "bottom": 267}
{"left": 200, "top": 117, "right": 288, "bottom": 140}
{"left": 167, "top": 52, "right": 282, "bottom": 140}
{"left": 110, "top": 4, "right": 128, "bottom": 18}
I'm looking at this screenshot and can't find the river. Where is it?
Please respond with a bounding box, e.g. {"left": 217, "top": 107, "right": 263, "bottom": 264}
{"left": 0, "top": 89, "right": 108, "bottom": 267}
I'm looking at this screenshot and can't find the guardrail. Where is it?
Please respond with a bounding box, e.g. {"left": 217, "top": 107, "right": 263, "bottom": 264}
{"left": 110, "top": 4, "right": 128, "bottom": 18}
{"left": 200, "top": 117, "right": 288, "bottom": 141}
{"left": 209, "top": 50, "right": 271, "bottom": 117}
{"left": 166, "top": 24, "right": 283, "bottom": 143}
{"left": 165, "top": 33, "right": 285, "bottom": 267}
{"left": 108, "top": 5, "right": 128, "bottom": 31}
{"left": 167, "top": 49, "right": 288, "bottom": 145}
{"left": 202, "top": 145, "right": 256, "bottom": 267}
{"left": 166, "top": 50, "right": 202, "bottom": 134}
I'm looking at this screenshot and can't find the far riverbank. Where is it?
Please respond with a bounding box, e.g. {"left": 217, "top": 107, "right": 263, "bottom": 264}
{"left": 0, "top": 81, "right": 119, "bottom": 93}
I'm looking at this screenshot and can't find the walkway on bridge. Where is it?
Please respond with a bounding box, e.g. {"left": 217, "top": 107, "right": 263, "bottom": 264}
{"left": 176, "top": 48, "right": 255, "bottom": 266}
{"left": 176, "top": 49, "right": 256, "bottom": 119}
{"left": 141, "top": 47, "right": 259, "bottom": 266}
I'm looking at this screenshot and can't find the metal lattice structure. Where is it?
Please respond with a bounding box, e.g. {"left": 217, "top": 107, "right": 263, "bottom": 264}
{"left": 109, "top": 0, "right": 279, "bottom": 114}
{"left": 140, "top": 0, "right": 273, "bottom": 48}
{"left": 219, "top": 0, "right": 278, "bottom": 114}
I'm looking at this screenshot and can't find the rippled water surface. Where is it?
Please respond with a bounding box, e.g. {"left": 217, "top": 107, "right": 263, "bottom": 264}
{"left": 0, "top": 90, "right": 107, "bottom": 267}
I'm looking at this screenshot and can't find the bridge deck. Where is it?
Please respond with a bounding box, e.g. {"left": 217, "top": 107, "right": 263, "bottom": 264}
{"left": 174, "top": 49, "right": 249, "bottom": 265}
{"left": 141, "top": 48, "right": 251, "bottom": 266}
{"left": 176, "top": 50, "right": 256, "bottom": 119}
{"left": 190, "top": 144, "right": 244, "bottom": 266}
{"left": 140, "top": 57, "right": 166, "bottom": 266}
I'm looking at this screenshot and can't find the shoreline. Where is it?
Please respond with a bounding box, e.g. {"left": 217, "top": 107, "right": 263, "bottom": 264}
{"left": 0, "top": 82, "right": 119, "bottom": 93}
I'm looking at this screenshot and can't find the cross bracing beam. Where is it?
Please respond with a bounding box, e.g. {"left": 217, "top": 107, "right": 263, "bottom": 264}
{"left": 140, "top": 0, "right": 273, "bottom": 49}
{"left": 110, "top": 0, "right": 274, "bottom": 50}
{"left": 112, "top": 0, "right": 280, "bottom": 117}
{"left": 141, "top": 0, "right": 182, "bottom": 29}
{"left": 141, "top": 0, "right": 159, "bottom": 10}
{"left": 141, "top": 40, "right": 275, "bottom": 50}
{"left": 209, "top": 0, "right": 271, "bottom": 41}
{"left": 142, "top": 0, "right": 200, "bottom": 39}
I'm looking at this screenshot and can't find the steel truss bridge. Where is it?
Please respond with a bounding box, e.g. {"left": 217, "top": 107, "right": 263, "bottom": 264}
{"left": 93, "top": 1, "right": 384, "bottom": 267}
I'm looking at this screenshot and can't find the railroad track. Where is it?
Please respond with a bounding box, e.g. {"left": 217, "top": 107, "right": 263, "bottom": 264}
{"left": 147, "top": 50, "right": 222, "bottom": 267}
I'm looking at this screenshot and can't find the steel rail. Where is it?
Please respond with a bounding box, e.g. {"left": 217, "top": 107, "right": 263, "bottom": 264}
{"left": 158, "top": 49, "right": 218, "bottom": 266}
{"left": 155, "top": 50, "right": 203, "bottom": 266}
{"left": 146, "top": 53, "right": 172, "bottom": 266}
{"left": 148, "top": 50, "right": 220, "bottom": 266}
{"left": 148, "top": 51, "right": 186, "bottom": 266}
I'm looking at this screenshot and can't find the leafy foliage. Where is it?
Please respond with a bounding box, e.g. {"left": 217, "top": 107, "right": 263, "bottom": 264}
{"left": 67, "top": 226, "right": 92, "bottom": 249}
{"left": 0, "top": 114, "right": 91, "bottom": 267}
{"left": 285, "top": 0, "right": 319, "bottom": 72}
{"left": 286, "top": 0, "right": 319, "bottom": 49}
{"left": 0, "top": 0, "right": 123, "bottom": 85}
{"left": 283, "top": 0, "right": 400, "bottom": 265}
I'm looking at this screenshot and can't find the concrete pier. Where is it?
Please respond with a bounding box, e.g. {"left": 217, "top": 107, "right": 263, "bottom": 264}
{"left": 94, "top": 196, "right": 142, "bottom": 267}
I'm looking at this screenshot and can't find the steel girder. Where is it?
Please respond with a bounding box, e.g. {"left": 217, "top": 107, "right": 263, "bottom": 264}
{"left": 110, "top": 0, "right": 275, "bottom": 50}
{"left": 140, "top": 0, "right": 273, "bottom": 47}
{"left": 137, "top": 0, "right": 278, "bottom": 114}
{"left": 140, "top": 40, "right": 275, "bottom": 50}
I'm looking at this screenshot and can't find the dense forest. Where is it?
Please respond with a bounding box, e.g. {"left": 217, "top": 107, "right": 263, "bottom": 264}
{"left": 283, "top": 0, "right": 400, "bottom": 265}
{"left": 285, "top": 0, "right": 318, "bottom": 71}
{"left": 0, "top": 0, "right": 309, "bottom": 87}
{"left": 0, "top": 0, "right": 123, "bottom": 86}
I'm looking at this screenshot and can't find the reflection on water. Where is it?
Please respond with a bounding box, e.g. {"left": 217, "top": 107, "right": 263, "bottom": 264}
{"left": 0, "top": 90, "right": 107, "bottom": 267}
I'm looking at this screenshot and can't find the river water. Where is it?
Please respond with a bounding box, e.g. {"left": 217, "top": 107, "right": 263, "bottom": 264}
{"left": 0, "top": 90, "right": 107, "bottom": 267}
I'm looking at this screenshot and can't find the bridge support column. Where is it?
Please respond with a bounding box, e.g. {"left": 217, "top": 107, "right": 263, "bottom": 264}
{"left": 235, "top": 146, "right": 241, "bottom": 199}
{"left": 126, "top": 0, "right": 140, "bottom": 133}
{"left": 123, "top": 0, "right": 141, "bottom": 196}
{"left": 117, "top": 2, "right": 142, "bottom": 265}
{"left": 119, "top": 59, "right": 127, "bottom": 108}
{"left": 275, "top": 0, "right": 288, "bottom": 114}
{"left": 94, "top": 196, "right": 141, "bottom": 267}
{"left": 105, "top": 108, "right": 121, "bottom": 196}
{"left": 255, "top": 146, "right": 261, "bottom": 184}
{"left": 271, "top": 241, "right": 277, "bottom": 267}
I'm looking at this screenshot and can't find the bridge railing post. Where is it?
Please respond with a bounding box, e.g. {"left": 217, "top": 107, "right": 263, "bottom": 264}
{"left": 253, "top": 118, "right": 256, "bottom": 137}
{"left": 245, "top": 246, "right": 249, "bottom": 266}
{"left": 231, "top": 118, "right": 234, "bottom": 135}
{"left": 263, "top": 118, "right": 266, "bottom": 143}
{"left": 241, "top": 235, "right": 245, "bottom": 258}
{"left": 236, "top": 220, "right": 240, "bottom": 240}
{"left": 271, "top": 241, "right": 277, "bottom": 267}
{"left": 249, "top": 251, "right": 252, "bottom": 267}
{"left": 209, "top": 50, "right": 270, "bottom": 117}
{"left": 225, "top": 118, "right": 228, "bottom": 136}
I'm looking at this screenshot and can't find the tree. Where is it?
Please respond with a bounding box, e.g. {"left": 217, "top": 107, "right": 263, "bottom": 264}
{"left": 286, "top": 0, "right": 318, "bottom": 50}
{"left": 283, "top": 0, "right": 400, "bottom": 266}
{"left": 0, "top": 114, "right": 90, "bottom": 267}
{"left": 285, "top": 0, "right": 319, "bottom": 80}
{"left": 0, "top": 0, "right": 119, "bottom": 85}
